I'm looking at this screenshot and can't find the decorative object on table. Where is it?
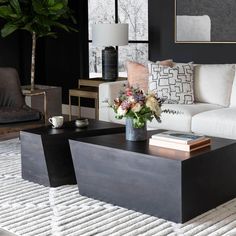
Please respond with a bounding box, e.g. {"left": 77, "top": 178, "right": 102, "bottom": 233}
{"left": 0, "top": 0, "right": 77, "bottom": 91}
{"left": 48, "top": 116, "right": 64, "bottom": 129}
{"left": 110, "top": 85, "right": 176, "bottom": 141}
{"left": 125, "top": 117, "right": 147, "bottom": 141}
{"left": 92, "top": 23, "right": 128, "bottom": 81}
{"left": 149, "top": 131, "right": 211, "bottom": 152}
{"left": 75, "top": 118, "right": 89, "bottom": 128}
{"left": 175, "top": 0, "right": 236, "bottom": 43}
{"left": 148, "top": 62, "right": 195, "bottom": 104}
{"left": 151, "top": 131, "right": 206, "bottom": 144}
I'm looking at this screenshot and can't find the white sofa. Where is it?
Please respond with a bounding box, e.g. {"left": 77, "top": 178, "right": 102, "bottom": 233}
{"left": 99, "top": 64, "right": 236, "bottom": 140}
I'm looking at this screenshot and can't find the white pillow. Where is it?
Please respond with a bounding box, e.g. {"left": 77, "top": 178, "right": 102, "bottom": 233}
{"left": 148, "top": 62, "right": 194, "bottom": 104}
{"left": 194, "top": 64, "right": 235, "bottom": 107}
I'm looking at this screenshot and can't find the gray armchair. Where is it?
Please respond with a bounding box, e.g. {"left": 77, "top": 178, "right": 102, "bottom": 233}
{"left": 0, "top": 68, "right": 44, "bottom": 133}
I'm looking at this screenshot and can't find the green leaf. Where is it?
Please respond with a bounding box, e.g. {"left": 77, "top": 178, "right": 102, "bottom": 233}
{"left": 9, "top": 0, "right": 21, "bottom": 14}
{"left": 0, "top": 6, "right": 15, "bottom": 18}
{"left": 0, "top": 0, "right": 78, "bottom": 37}
{"left": 47, "top": 0, "right": 55, "bottom": 6}
{"left": 1, "top": 22, "right": 18, "bottom": 37}
{"left": 49, "top": 2, "right": 63, "bottom": 11}
{"left": 0, "top": 0, "right": 8, "bottom": 4}
{"left": 32, "top": 0, "right": 48, "bottom": 15}
{"left": 53, "top": 21, "right": 69, "bottom": 31}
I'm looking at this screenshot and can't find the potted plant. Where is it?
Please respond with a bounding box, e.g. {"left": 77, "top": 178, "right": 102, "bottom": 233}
{"left": 0, "top": 0, "right": 77, "bottom": 91}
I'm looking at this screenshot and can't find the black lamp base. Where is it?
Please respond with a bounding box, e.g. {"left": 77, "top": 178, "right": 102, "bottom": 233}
{"left": 102, "top": 47, "right": 118, "bottom": 81}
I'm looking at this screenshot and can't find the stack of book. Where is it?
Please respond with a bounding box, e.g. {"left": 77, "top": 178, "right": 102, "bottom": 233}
{"left": 149, "top": 131, "right": 211, "bottom": 152}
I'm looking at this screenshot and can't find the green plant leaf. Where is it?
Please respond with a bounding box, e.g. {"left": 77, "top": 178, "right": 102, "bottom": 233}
{"left": 32, "top": 0, "right": 48, "bottom": 15}
{"left": 47, "top": 0, "right": 55, "bottom": 6}
{"left": 0, "top": 0, "right": 78, "bottom": 37}
{"left": 1, "top": 22, "right": 18, "bottom": 37}
{"left": 0, "top": 6, "right": 15, "bottom": 18}
{"left": 53, "top": 21, "right": 69, "bottom": 31}
{"left": 9, "top": 0, "right": 21, "bottom": 14}
{"left": 49, "top": 2, "right": 64, "bottom": 11}
{"left": 0, "top": 0, "right": 8, "bottom": 4}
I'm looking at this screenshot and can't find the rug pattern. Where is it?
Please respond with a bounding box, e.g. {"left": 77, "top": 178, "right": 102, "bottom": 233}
{"left": 0, "top": 139, "right": 236, "bottom": 236}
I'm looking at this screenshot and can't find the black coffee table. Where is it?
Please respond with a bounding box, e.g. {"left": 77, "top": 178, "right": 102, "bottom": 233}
{"left": 69, "top": 131, "right": 236, "bottom": 223}
{"left": 20, "top": 119, "right": 124, "bottom": 187}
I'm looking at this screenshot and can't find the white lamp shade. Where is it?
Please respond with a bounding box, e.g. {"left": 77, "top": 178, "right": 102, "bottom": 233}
{"left": 92, "top": 23, "right": 128, "bottom": 46}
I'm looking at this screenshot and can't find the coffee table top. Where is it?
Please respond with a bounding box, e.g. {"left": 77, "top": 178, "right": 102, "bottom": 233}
{"left": 71, "top": 130, "right": 236, "bottom": 161}
{"left": 21, "top": 119, "right": 125, "bottom": 137}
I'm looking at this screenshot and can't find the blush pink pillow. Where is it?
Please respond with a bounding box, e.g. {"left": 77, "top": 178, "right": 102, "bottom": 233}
{"left": 127, "top": 61, "right": 149, "bottom": 92}
{"left": 126, "top": 60, "right": 173, "bottom": 92}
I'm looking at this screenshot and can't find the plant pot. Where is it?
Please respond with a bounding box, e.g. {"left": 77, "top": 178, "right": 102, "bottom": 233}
{"left": 125, "top": 118, "right": 147, "bottom": 141}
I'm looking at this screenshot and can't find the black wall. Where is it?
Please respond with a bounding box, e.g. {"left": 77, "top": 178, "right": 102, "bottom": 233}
{"left": 0, "top": 0, "right": 88, "bottom": 104}
{"left": 2, "top": 0, "right": 236, "bottom": 105}
{"left": 149, "top": 0, "right": 236, "bottom": 63}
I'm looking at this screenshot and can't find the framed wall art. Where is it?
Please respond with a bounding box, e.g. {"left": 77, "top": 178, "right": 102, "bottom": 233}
{"left": 175, "top": 0, "right": 236, "bottom": 43}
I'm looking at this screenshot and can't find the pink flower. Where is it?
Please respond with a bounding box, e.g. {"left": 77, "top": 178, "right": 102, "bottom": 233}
{"left": 125, "top": 88, "right": 132, "bottom": 96}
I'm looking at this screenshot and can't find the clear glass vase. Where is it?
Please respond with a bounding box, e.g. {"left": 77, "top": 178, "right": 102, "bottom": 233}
{"left": 125, "top": 118, "right": 147, "bottom": 141}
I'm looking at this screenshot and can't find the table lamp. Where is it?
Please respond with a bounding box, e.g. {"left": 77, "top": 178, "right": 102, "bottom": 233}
{"left": 92, "top": 23, "right": 128, "bottom": 81}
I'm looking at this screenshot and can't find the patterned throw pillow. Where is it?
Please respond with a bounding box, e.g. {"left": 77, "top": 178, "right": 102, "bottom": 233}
{"left": 148, "top": 62, "right": 194, "bottom": 104}
{"left": 126, "top": 59, "right": 174, "bottom": 92}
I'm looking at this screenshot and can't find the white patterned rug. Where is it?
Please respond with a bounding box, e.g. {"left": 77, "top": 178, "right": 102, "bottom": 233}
{"left": 0, "top": 139, "right": 236, "bottom": 236}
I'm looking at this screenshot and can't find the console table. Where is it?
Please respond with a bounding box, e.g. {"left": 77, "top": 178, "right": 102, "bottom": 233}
{"left": 69, "top": 77, "right": 126, "bottom": 120}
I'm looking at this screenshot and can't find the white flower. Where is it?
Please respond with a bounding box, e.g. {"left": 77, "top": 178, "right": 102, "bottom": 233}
{"left": 146, "top": 96, "right": 162, "bottom": 117}
{"left": 128, "top": 96, "right": 135, "bottom": 103}
{"left": 117, "top": 106, "right": 127, "bottom": 116}
{"left": 131, "top": 103, "right": 142, "bottom": 113}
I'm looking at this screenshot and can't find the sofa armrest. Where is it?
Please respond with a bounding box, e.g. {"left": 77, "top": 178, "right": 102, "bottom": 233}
{"left": 99, "top": 80, "right": 128, "bottom": 121}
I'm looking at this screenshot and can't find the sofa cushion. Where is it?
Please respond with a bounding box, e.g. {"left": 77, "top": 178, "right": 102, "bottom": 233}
{"left": 192, "top": 108, "right": 236, "bottom": 139}
{"left": 107, "top": 103, "right": 222, "bottom": 132}
{"left": 230, "top": 74, "right": 236, "bottom": 107}
{"left": 194, "top": 64, "right": 235, "bottom": 107}
{"left": 0, "top": 106, "right": 41, "bottom": 124}
{"left": 0, "top": 67, "right": 25, "bottom": 107}
{"left": 148, "top": 103, "right": 222, "bottom": 132}
{"left": 127, "top": 61, "right": 149, "bottom": 92}
{"left": 148, "top": 62, "right": 194, "bottom": 104}
{"left": 127, "top": 60, "right": 173, "bottom": 92}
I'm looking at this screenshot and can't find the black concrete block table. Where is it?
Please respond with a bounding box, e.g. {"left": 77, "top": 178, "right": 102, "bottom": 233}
{"left": 69, "top": 131, "right": 236, "bottom": 223}
{"left": 20, "top": 119, "right": 124, "bottom": 187}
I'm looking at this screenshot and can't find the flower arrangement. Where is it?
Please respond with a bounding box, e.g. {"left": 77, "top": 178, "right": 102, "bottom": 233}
{"left": 111, "top": 85, "right": 172, "bottom": 128}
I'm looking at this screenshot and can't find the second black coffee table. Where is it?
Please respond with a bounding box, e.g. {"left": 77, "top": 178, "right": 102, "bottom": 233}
{"left": 70, "top": 131, "right": 236, "bottom": 223}
{"left": 20, "top": 119, "right": 124, "bottom": 187}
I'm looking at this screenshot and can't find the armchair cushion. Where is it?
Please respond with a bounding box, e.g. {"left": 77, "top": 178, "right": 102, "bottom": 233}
{"left": 0, "top": 68, "right": 25, "bottom": 107}
{"left": 0, "top": 106, "right": 41, "bottom": 124}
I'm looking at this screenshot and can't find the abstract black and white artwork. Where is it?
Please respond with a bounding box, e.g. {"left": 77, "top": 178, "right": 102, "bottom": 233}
{"left": 175, "top": 0, "right": 236, "bottom": 43}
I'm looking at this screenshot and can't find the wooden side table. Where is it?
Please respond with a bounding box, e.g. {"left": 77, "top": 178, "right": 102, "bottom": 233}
{"left": 69, "top": 77, "right": 126, "bottom": 120}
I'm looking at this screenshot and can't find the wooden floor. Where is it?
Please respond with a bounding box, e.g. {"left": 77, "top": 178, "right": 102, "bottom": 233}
{"left": 0, "top": 132, "right": 19, "bottom": 141}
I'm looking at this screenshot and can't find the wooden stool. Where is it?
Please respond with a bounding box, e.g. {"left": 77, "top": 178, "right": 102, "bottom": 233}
{"left": 69, "top": 87, "right": 99, "bottom": 120}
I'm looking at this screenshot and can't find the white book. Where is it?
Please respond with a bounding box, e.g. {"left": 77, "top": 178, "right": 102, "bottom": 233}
{"left": 149, "top": 138, "right": 211, "bottom": 152}
{"left": 151, "top": 131, "right": 205, "bottom": 145}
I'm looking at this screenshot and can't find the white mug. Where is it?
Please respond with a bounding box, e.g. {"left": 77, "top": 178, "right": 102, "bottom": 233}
{"left": 48, "top": 116, "right": 64, "bottom": 128}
